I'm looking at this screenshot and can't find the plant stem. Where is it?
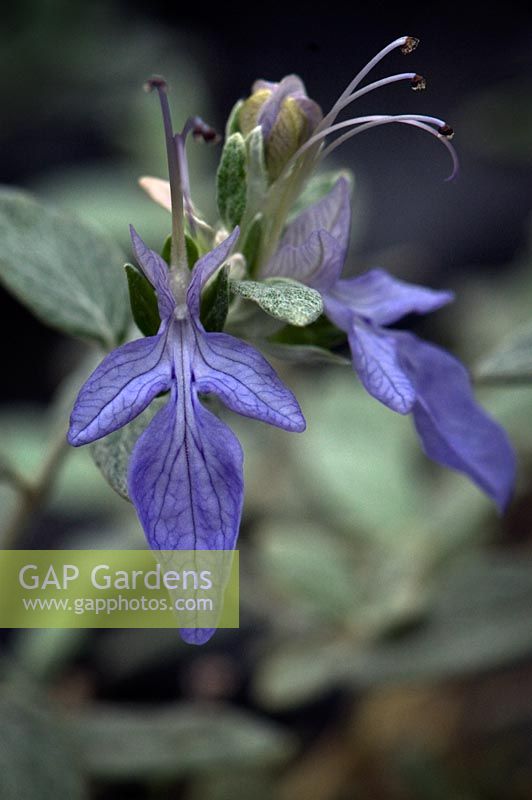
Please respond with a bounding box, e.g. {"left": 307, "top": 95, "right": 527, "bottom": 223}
{"left": 2, "top": 426, "right": 70, "bottom": 548}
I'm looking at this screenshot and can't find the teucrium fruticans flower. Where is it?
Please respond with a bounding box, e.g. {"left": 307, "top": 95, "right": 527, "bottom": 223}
{"left": 68, "top": 78, "right": 305, "bottom": 645}
{"left": 70, "top": 38, "right": 517, "bottom": 644}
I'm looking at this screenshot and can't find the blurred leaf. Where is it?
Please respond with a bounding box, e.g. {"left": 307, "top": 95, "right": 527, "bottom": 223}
{"left": 254, "top": 635, "right": 359, "bottom": 710}
{"left": 125, "top": 264, "right": 161, "bottom": 337}
{"left": 201, "top": 265, "right": 230, "bottom": 332}
{"left": 231, "top": 278, "right": 322, "bottom": 326}
{"left": 288, "top": 169, "right": 354, "bottom": 219}
{"left": 91, "top": 398, "right": 165, "bottom": 500}
{"left": 241, "top": 213, "right": 263, "bottom": 276}
{"left": 255, "top": 551, "right": 532, "bottom": 709}
{"left": 189, "top": 769, "right": 277, "bottom": 800}
{"left": 271, "top": 315, "right": 346, "bottom": 350}
{"left": 0, "top": 189, "right": 128, "bottom": 348}
{"left": 258, "top": 341, "right": 350, "bottom": 365}
{"left": 290, "top": 371, "right": 427, "bottom": 535}
{"left": 0, "top": 689, "right": 85, "bottom": 799}
{"left": 11, "top": 628, "right": 88, "bottom": 682}
{"left": 68, "top": 703, "right": 295, "bottom": 780}
{"left": 255, "top": 519, "right": 367, "bottom": 624}
{"left": 345, "top": 552, "right": 532, "bottom": 685}
{"left": 476, "top": 321, "right": 532, "bottom": 382}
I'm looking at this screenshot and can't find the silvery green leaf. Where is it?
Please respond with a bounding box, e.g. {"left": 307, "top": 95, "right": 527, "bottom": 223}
{"left": 216, "top": 133, "right": 247, "bottom": 229}
{"left": 244, "top": 126, "right": 268, "bottom": 220}
{"left": 0, "top": 189, "right": 128, "bottom": 348}
{"left": 476, "top": 321, "right": 532, "bottom": 382}
{"left": 91, "top": 398, "right": 166, "bottom": 500}
{"left": 230, "top": 277, "right": 322, "bottom": 327}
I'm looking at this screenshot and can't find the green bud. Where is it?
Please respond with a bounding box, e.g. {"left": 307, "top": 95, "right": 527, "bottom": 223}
{"left": 238, "top": 76, "right": 322, "bottom": 182}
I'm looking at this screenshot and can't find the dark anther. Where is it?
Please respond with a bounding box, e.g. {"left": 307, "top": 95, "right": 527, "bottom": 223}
{"left": 410, "top": 74, "right": 427, "bottom": 91}
{"left": 191, "top": 117, "right": 221, "bottom": 145}
{"left": 144, "top": 75, "right": 168, "bottom": 93}
{"left": 401, "top": 36, "right": 420, "bottom": 55}
{"left": 438, "top": 124, "right": 454, "bottom": 139}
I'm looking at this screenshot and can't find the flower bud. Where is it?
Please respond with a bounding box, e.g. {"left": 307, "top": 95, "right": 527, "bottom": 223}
{"left": 238, "top": 75, "right": 322, "bottom": 181}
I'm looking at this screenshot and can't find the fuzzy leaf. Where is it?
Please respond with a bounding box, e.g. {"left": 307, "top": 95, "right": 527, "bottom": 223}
{"left": 231, "top": 277, "right": 322, "bottom": 327}
{"left": 90, "top": 399, "right": 165, "bottom": 500}
{"left": 241, "top": 213, "right": 263, "bottom": 276}
{"left": 125, "top": 264, "right": 161, "bottom": 336}
{"left": 0, "top": 189, "right": 128, "bottom": 347}
{"left": 244, "top": 126, "right": 268, "bottom": 218}
{"left": 200, "top": 265, "right": 230, "bottom": 332}
{"left": 216, "top": 133, "right": 247, "bottom": 228}
{"left": 476, "top": 321, "right": 532, "bottom": 382}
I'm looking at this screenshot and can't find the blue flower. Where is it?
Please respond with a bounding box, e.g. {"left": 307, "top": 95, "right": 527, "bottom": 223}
{"left": 68, "top": 78, "right": 305, "bottom": 644}
{"left": 261, "top": 177, "right": 516, "bottom": 511}
{"left": 68, "top": 234, "right": 304, "bottom": 523}
{"left": 68, "top": 226, "right": 304, "bottom": 642}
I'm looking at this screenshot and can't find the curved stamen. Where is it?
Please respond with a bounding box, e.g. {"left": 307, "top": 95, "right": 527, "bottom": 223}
{"left": 319, "top": 36, "right": 416, "bottom": 131}
{"left": 177, "top": 117, "right": 220, "bottom": 238}
{"left": 329, "top": 72, "right": 426, "bottom": 120}
{"left": 320, "top": 117, "right": 459, "bottom": 181}
{"left": 283, "top": 113, "right": 448, "bottom": 175}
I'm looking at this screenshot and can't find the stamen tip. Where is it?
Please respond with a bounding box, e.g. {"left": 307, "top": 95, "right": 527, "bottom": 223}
{"left": 190, "top": 117, "right": 222, "bottom": 145}
{"left": 410, "top": 74, "right": 427, "bottom": 91}
{"left": 401, "top": 36, "right": 420, "bottom": 55}
{"left": 438, "top": 123, "right": 454, "bottom": 140}
{"left": 144, "top": 75, "right": 168, "bottom": 93}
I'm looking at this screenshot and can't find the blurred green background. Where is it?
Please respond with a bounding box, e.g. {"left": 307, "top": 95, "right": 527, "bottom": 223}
{"left": 1, "top": 1, "right": 532, "bottom": 798}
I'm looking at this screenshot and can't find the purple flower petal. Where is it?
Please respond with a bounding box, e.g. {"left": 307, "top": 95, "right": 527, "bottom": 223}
{"left": 130, "top": 226, "right": 175, "bottom": 318}
{"left": 398, "top": 333, "right": 516, "bottom": 511}
{"left": 257, "top": 75, "right": 309, "bottom": 140}
{"left": 68, "top": 331, "right": 172, "bottom": 445}
{"left": 293, "top": 96, "right": 323, "bottom": 133}
{"left": 180, "top": 628, "right": 215, "bottom": 645}
{"left": 187, "top": 228, "right": 239, "bottom": 317}
{"left": 128, "top": 385, "right": 244, "bottom": 550}
{"left": 281, "top": 177, "right": 351, "bottom": 256}
{"left": 330, "top": 269, "right": 454, "bottom": 326}
{"left": 347, "top": 322, "right": 416, "bottom": 414}
{"left": 262, "top": 230, "right": 345, "bottom": 292}
{"left": 192, "top": 328, "right": 306, "bottom": 431}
